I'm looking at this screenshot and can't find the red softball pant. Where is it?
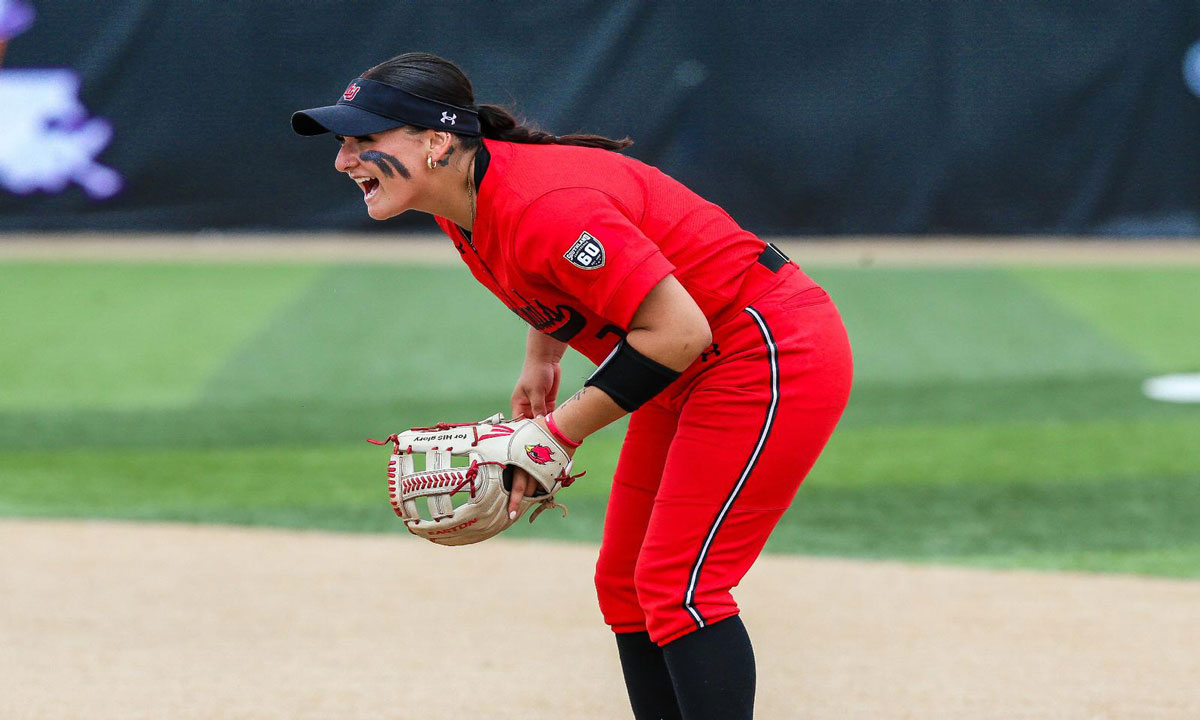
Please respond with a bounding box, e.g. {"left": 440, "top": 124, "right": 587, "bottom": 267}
{"left": 594, "top": 267, "right": 853, "bottom": 645}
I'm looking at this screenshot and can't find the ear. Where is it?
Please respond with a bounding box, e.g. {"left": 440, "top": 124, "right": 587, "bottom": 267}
{"left": 428, "top": 131, "right": 455, "bottom": 164}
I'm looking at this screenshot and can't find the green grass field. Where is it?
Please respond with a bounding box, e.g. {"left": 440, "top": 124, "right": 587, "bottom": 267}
{"left": 1, "top": 259, "right": 1198, "bottom": 577}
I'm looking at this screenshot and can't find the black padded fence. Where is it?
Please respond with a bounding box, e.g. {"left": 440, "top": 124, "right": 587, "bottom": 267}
{"left": 1, "top": 1, "right": 1197, "bottom": 235}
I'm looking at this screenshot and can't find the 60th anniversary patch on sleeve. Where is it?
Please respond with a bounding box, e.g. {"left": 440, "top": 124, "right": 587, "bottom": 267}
{"left": 564, "top": 231, "right": 605, "bottom": 270}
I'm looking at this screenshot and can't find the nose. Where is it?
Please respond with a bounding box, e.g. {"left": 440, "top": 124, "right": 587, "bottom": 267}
{"left": 334, "top": 141, "right": 357, "bottom": 173}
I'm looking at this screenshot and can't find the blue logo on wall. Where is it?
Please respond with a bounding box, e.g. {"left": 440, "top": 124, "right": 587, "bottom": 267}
{"left": 0, "top": 0, "right": 123, "bottom": 199}
{"left": 1185, "top": 40, "right": 1200, "bottom": 99}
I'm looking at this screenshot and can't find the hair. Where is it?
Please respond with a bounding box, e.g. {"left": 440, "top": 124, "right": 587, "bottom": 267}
{"left": 362, "top": 52, "right": 633, "bottom": 152}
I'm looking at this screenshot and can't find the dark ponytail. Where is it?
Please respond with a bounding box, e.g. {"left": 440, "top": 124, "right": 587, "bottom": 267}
{"left": 363, "top": 52, "right": 633, "bottom": 151}
{"left": 474, "top": 103, "right": 633, "bottom": 151}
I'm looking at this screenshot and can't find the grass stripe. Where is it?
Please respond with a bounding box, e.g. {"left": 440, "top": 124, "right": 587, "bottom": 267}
{"left": 807, "top": 267, "right": 1145, "bottom": 383}
{"left": 196, "top": 265, "right": 598, "bottom": 405}
{"left": 0, "top": 398, "right": 507, "bottom": 450}
{"left": 841, "top": 374, "right": 1196, "bottom": 426}
{"left": 809, "top": 417, "right": 1200, "bottom": 487}
{"left": 1013, "top": 267, "right": 1200, "bottom": 371}
{"left": 3, "top": 443, "right": 1195, "bottom": 577}
{"left": 954, "top": 546, "right": 1200, "bottom": 576}
{"left": 0, "top": 264, "right": 321, "bottom": 409}
{"left": 765, "top": 474, "right": 1200, "bottom": 578}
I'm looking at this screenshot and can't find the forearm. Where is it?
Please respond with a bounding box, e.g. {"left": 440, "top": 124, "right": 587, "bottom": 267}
{"left": 546, "top": 386, "right": 626, "bottom": 443}
{"left": 547, "top": 328, "right": 705, "bottom": 443}
{"left": 524, "top": 327, "right": 568, "bottom": 364}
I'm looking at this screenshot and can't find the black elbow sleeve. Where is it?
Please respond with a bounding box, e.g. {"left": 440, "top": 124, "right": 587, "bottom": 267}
{"left": 584, "top": 339, "right": 683, "bottom": 412}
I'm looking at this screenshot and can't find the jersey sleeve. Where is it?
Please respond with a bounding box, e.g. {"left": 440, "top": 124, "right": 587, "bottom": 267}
{"left": 512, "top": 188, "right": 676, "bottom": 329}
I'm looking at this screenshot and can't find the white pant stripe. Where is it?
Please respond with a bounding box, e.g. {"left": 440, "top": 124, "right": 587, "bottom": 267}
{"left": 682, "top": 305, "right": 780, "bottom": 628}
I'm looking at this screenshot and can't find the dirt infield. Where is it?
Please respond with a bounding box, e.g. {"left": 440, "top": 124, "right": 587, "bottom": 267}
{"left": 2, "top": 519, "right": 1198, "bottom": 720}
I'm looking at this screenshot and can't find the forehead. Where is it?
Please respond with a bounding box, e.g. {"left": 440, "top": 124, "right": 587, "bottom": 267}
{"left": 351, "top": 126, "right": 432, "bottom": 143}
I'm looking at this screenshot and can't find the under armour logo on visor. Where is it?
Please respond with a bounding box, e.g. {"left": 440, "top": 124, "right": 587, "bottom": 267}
{"left": 343, "top": 83, "right": 361, "bottom": 101}
{"left": 440, "top": 112, "right": 457, "bottom": 125}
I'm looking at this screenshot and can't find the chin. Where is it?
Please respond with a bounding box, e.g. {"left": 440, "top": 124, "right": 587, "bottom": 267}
{"left": 366, "top": 203, "right": 403, "bottom": 221}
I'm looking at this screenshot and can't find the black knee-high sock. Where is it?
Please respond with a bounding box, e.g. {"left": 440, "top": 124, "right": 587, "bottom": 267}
{"left": 615, "top": 631, "right": 683, "bottom": 720}
{"left": 661, "top": 615, "right": 756, "bottom": 720}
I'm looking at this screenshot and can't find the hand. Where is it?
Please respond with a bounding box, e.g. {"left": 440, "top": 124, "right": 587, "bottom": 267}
{"left": 507, "top": 415, "right": 575, "bottom": 518}
{"left": 511, "top": 360, "right": 561, "bottom": 420}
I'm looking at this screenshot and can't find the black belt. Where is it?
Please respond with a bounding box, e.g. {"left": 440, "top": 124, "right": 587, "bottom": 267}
{"left": 756, "top": 242, "right": 791, "bottom": 272}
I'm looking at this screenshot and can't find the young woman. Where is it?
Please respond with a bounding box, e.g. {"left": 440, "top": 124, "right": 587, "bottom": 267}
{"left": 292, "top": 52, "right": 853, "bottom": 720}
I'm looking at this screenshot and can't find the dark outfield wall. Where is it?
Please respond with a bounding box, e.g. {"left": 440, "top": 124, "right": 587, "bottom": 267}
{"left": 1, "top": 1, "right": 1198, "bottom": 235}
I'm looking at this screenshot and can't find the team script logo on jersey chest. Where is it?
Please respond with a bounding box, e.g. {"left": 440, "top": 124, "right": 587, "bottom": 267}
{"left": 564, "top": 231, "right": 605, "bottom": 270}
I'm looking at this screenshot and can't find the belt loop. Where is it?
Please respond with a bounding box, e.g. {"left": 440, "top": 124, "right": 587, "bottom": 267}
{"left": 756, "top": 242, "right": 791, "bottom": 273}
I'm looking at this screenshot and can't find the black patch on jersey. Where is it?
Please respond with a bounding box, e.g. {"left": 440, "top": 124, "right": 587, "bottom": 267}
{"left": 563, "top": 231, "right": 606, "bottom": 270}
{"left": 595, "top": 324, "right": 626, "bottom": 342}
{"left": 510, "top": 291, "right": 587, "bottom": 342}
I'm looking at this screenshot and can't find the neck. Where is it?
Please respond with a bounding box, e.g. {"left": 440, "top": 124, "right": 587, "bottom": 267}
{"left": 420, "top": 151, "right": 476, "bottom": 230}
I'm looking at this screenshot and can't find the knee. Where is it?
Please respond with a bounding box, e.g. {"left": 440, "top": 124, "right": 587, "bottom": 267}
{"left": 594, "top": 546, "right": 627, "bottom": 595}
{"left": 594, "top": 550, "right": 638, "bottom": 621}
{"left": 631, "top": 552, "right": 673, "bottom": 617}
{"left": 590, "top": 552, "right": 648, "bottom": 628}
{"left": 594, "top": 559, "right": 614, "bottom": 600}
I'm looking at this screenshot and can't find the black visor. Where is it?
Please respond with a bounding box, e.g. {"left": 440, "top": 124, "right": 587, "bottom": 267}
{"left": 291, "top": 77, "right": 481, "bottom": 137}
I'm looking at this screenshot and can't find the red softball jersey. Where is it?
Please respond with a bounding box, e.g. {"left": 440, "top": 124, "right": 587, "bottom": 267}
{"left": 434, "top": 139, "right": 852, "bottom": 645}
{"left": 433, "top": 138, "right": 796, "bottom": 364}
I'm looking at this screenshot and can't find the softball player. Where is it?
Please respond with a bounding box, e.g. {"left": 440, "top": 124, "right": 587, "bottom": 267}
{"left": 293, "top": 52, "right": 852, "bottom": 720}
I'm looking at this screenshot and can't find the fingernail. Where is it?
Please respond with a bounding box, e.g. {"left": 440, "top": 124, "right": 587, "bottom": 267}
{"left": 509, "top": 510, "right": 517, "bottom": 520}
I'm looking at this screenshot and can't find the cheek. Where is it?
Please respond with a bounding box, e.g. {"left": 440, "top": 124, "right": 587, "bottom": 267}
{"left": 361, "top": 150, "right": 412, "bottom": 180}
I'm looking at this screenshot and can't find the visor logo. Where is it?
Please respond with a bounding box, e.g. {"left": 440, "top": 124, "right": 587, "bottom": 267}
{"left": 343, "top": 83, "right": 361, "bottom": 101}
{"left": 440, "top": 112, "right": 457, "bottom": 126}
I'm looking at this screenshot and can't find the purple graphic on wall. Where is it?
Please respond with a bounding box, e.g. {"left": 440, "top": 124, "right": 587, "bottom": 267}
{"left": 1185, "top": 40, "right": 1200, "bottom": 99}
{"left": 0, "top": 0, "right": 33, "bottom": 40}
{"left": 0, "top": 0, "right": 123, "bottom": 199}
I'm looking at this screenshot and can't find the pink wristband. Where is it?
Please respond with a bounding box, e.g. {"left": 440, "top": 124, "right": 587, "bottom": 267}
{"left": 545, "top": 412, "right": 582, "bottom": 449}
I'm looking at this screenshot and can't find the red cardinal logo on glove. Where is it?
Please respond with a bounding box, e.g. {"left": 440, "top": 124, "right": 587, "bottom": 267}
{"left": 525, "top": 444, "right": 553, "bottom": 465}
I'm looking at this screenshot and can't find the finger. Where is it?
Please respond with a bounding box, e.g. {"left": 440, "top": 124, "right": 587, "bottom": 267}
{"left": 531, "top": 380, "right": 549, "bottom": 417}
{"left": 512, "top": 398, "right": 532, "bottom": 420}
{"left": 508, "top": 469, "right": 527, "bottom": 518}
{"left": 548, "top": 366, "right": 562, "bottom": 408}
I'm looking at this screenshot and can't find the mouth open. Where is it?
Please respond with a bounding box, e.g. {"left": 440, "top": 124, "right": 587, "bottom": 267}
{"left": 355, "top": 177, "right": 381, "bottom": 201}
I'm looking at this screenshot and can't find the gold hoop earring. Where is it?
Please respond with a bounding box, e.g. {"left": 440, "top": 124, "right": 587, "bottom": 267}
{"left": 427, "top": 156, "right": 436, "bottom": 170}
